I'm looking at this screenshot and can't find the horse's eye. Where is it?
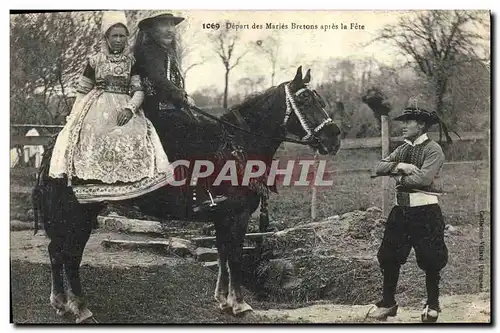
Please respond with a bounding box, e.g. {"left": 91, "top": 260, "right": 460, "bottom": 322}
{"left": 297, "top": 92, "right": 312, "bottom": 103}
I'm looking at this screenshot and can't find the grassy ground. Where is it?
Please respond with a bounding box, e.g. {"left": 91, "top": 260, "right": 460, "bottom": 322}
{"left": 10, "top": 260, "right": 288, "bottom": 324}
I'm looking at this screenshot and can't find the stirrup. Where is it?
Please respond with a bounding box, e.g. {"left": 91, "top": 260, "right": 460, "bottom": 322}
{"left": 192, "top": 192, "right": 227, "bottom": 213}
{"left": 206, "top": 190, "right": 218, "bottom": 207}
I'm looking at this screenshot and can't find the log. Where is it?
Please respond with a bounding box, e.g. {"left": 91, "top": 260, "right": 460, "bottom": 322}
{"left": 191, "top": 232, "right": 275, "bottom": 243}
{"left": 101, "top": 239, "right": 170, "bottom": 254}
{"left": 98, "top": 216, "right": 164, "bottom": 236}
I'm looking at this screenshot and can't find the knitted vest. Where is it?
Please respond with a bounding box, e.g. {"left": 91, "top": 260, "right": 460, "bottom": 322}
{"left": 394, "top": 139, "right": 431, "bottom": 169}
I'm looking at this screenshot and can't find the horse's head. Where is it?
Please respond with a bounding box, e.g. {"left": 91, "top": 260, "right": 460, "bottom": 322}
{"left": 282, "top": 66, "right": 342, "bottom": 155}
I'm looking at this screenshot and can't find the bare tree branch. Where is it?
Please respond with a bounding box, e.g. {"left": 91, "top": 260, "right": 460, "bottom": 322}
{"left": 369, "top": 10, "right": 488, "bottom": 117}
{"left": 230, "top": 50, "right": 248, "bottom": 70}
{"left": 209, "top": 22, "right": 248, "bottom": 108}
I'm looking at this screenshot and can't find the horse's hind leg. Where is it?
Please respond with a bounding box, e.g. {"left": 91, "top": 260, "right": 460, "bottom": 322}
{"left": 214, "top": 222, "right": 231, "bottom": 312}
{"left": 48, "top": 238, "right": 68, "bottom": 316}
{"left": 64, "top": 229, "right": 93, "bottom": 324}
{"left": 226, "top": 212, "right": 253, "bottom": 315}
{"left": 63, "top": 205, "right": 95, "bottom": 324}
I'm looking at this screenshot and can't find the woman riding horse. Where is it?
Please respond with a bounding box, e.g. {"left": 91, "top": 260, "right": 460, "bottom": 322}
{"left": 49, "top": 11, "right": 174, "bottom": 203}
{"left": 44, "top": 11, "right": 178, "bottom": 323}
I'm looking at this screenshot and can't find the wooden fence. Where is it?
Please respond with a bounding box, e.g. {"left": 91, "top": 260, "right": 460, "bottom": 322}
{"left": 308, "top": 119, "right": 489, "bottom": 219}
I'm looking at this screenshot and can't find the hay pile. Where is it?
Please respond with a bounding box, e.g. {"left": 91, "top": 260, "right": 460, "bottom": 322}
{"left": 257, "top": 207, "right": 387, "bottom": 305}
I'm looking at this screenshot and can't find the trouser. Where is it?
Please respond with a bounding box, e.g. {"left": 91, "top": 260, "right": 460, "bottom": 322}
{"left": 377, "top": 204, "right": 448, "bottom": 306}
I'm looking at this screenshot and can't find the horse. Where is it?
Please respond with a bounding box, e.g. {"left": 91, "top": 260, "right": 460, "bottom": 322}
{"left": 32, "top": 66, "right": 342, "bottom": 323}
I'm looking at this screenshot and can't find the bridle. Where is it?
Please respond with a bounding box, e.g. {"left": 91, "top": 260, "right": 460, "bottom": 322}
{"left": 283, "top": 83, "right": 335, "bottom": 142}
{"left": 189, "top": 83, "right": 337, "bottom": 147}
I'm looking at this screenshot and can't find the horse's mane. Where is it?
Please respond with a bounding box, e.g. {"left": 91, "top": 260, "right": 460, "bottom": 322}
{"left": 220, "top": 82, "right": 287, "bottom": 127}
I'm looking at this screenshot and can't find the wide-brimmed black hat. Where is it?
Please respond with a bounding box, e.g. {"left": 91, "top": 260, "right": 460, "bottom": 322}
{"left": 392, "top": 107, "right": 440, "bottom": 125}
{"left": 393, "top": 107, "right": 460, "bottom": 144}
{"left": 138, "top": 12, "right": 185, "bottom": 30}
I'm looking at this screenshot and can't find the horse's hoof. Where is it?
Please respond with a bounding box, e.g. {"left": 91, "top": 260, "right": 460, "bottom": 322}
{"left": 232, "top": 302, "right": 253, "bottom": 316}
{"left": 50, "top": 293, "right": 68, "bottom": 316}
{"left": 75, "top": 308, "right": 93, "bottom": 324}
{"left": 219, "top": 302, "right": 233, "bottom": 313}
{"left": 55, "top": 309, "right": 68, "bottom": 317}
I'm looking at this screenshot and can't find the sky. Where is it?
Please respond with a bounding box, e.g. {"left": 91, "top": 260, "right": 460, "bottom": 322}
{"left": 170, "top": 10, "right": 490, "bottom": 94}
{"left": 179, "top": 10, "right": 406, "bottom": 93}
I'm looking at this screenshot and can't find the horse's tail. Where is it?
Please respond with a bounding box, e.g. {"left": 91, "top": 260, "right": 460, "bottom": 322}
{"left": 259, "top": 195, "right": 270, "bottom": 232}
{"left": 32, "top": 186, "right": 42, "bottom": 235}
{"left": 31, "top": 135, "right": 56, "bottom": 235}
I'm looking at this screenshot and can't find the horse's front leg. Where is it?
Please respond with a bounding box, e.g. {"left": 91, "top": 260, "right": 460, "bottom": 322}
{"left": 214, "top": 222, "right": 231, "bottom": 312}
{"left": 226, "top": 211, "right": 253, "bottom": 315}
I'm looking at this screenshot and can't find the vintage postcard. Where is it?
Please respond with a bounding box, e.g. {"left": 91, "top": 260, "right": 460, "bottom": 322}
{"left": 9, "top": 9, "right": 491, "bottom": 324}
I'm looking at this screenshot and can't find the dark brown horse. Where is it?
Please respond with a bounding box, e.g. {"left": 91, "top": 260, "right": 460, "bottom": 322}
{"left": 32, "top": 66, "right": 342, "bottom": 322}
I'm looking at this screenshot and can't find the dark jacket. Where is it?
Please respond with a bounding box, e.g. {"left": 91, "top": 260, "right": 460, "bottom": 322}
{"left": 134, "top": 40, "right": 186, "bottom": 117}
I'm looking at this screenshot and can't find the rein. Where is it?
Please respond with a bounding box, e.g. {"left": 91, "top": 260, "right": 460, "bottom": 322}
{"left": 189, "top": 105, "right": 312, "bottom": 145}
{"left": 189, "top": 83, "right": 334, "bottom": 146}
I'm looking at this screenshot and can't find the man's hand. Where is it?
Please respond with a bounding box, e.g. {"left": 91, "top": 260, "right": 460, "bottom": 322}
{"left": 117, "top": 108, "right": 134, "bottom": 126}
{"left": 396, "top": 163, "right": 419, "bottom": 175}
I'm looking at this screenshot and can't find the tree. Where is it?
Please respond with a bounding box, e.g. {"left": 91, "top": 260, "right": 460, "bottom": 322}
{"left": 175, "top": 18, "right": 210, "bottom": 81}
{"left": 371, "top": 10, "right": 489, "bottom": 119}
{"left": 447, "top": 56, "right": 490, "bottom": 131}
{"left": 10, "top": 11, "right": 102, "bottom": 125}
{"left": 254, "top": 34, "right": 282, "bottom": 86}
{"left": 236, "top": 76, "right": 266, "bottom": 96}
{"left": 209, "top": 21, "right": 248, "bottom": 108}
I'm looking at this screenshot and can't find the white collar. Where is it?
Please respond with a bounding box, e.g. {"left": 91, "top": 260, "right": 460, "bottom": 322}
{"left": 404, "top": 133, "right": 428, "bottom": 146}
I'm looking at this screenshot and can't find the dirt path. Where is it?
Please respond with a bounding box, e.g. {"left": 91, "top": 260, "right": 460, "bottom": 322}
{"left": 10, "top": 229, "right": 185, "bottom": 268}
{"left": 256, "top": 292, "right": 491, "bottom": 324}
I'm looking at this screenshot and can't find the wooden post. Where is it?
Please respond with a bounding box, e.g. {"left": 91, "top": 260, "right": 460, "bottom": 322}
{"left": 381, "top": 115, "right": 390, "bottom": 217}
{"left": 23, "top": 147, "right": 29, "bottom": 166}
{"left": 35, "top": 151, "right": 41, "bottom": 168}
{"left": 311, "top": 152, "right": 318, "bottom": 220}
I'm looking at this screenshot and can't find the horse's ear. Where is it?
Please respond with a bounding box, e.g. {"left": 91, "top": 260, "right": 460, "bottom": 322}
{"left": 303, "top": 69, "right": 311, "bottom": 83}
{"left": 292, "top": 66, "right": 303, "bottom": 84}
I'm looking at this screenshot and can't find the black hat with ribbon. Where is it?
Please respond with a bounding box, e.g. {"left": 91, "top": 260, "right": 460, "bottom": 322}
{"left": 393, "top": 106, "right": 460, "bottom": 144}
{"left": 138, "top": 11, "right": 185, "bottom": 30}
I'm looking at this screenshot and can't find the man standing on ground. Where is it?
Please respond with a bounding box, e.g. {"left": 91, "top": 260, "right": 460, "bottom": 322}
{"left": 368, "top": 106, "right": 456, "bottom": 323}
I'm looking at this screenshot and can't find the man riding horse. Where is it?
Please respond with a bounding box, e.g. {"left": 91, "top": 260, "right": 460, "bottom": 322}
{"left": 133, "top": 11, "right": 227, "bottom": 215}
